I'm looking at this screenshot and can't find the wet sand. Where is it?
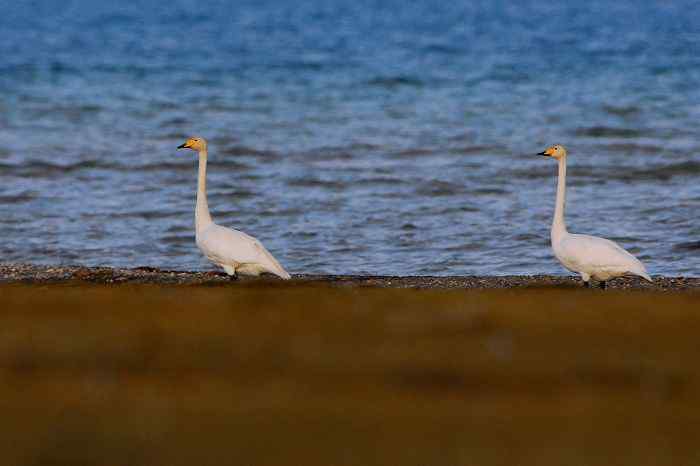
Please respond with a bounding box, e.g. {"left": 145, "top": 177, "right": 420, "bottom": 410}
{"left": 1, "top": 265, "right": 700, "bottom": 465}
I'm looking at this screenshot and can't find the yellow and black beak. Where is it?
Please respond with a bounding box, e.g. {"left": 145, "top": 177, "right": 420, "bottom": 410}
{"left": 177, "top": 142, "right": 189, "bottom": 149}
{"left": 537, "top": 149, "right": 551, "bottom": 156}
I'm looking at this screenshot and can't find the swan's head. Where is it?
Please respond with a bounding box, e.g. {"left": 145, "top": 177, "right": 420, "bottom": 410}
{"left": 537, "top": 144, "right": 567, "bottom": 160}
{"left": 177, "top": 136, "right": 207, "bottom": 152}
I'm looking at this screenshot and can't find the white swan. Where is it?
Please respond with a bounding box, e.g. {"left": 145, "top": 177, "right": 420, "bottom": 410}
{"left": 537, "top": 144, "right": 651, "bottom": 288}
{"left": 177, "top": 136, "right": 291, "bottom": 279}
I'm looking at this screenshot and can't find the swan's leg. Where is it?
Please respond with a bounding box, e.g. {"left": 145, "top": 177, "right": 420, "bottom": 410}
{"left": 580, "top": 272, "right": 591, "bottom": 288}
{"left": 600, "top": 281, "right": 607, "bottom": 290}
{"left": 222, "top": 264, "right": 238, "bottom": 280}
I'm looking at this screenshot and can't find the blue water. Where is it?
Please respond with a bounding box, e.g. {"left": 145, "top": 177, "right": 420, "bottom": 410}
{"left": 1, "top": 0, "right": 699, "bottom": 275}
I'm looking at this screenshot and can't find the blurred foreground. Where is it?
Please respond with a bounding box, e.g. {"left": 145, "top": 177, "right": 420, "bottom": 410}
{"left": 1, "top": 283, "right": 699, "bottom": 466}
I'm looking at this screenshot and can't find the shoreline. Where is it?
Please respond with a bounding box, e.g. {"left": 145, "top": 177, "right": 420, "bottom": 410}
{"left": 1, "top": 263, "right": 697, "bottom": 290}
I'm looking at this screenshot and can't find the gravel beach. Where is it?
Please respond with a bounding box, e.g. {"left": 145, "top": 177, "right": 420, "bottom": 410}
{"left": 1, "top": 263, "right": 697, "bottom": 290}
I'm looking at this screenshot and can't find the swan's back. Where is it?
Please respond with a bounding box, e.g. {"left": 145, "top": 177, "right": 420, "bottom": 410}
{"left": 197, "top": 224, "right": 291, "bottom": 279}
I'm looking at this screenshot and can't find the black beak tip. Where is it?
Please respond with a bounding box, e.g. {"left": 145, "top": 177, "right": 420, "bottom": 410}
{"left": 177, "top": 143, "right": 186, "bottom": 149}
{"left": 537, "top": 151, "right": 547, "bottom": 156}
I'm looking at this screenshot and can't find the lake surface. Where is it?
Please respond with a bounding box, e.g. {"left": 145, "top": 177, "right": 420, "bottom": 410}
{"left": 1, "top": 0, "right": 699, "bottom": 275}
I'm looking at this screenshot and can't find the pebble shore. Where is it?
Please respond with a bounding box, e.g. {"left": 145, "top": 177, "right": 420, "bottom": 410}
{"left": 1, "top": 263, "right": 697, "bottom": 290}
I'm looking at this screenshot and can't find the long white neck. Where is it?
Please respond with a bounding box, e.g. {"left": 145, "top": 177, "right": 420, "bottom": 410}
{"left": 195, "top": 149, "right": 213, "bottom": 234}
{"left": 551, "top": 156, "right": 568, "bottom": 242}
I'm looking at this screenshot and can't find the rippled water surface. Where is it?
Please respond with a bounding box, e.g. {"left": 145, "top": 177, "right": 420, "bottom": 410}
{"left": 1, "top": 0, "right": 699, "bottom": 275}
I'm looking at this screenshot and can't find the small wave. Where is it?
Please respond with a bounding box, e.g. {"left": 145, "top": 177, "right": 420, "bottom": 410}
{"left": 106, "top": 210, "right": 185, "bottom": 220}
{"left": 513, "top": 233, "right": 541, "bottom": 241}
{"left": 0, "top": 64, "right": 38, "bottom": 78}
{"left": 85, "top": 13, "right": 138, "bottom": 27}
{"left": 507, "top": 166, "right": 552, "bottom": 179}
{"left": 211, "top": 189, "right": 256, "bottom": 200}
{"left": 415, "top": 180, "right": 465, "bottom": 197}
{"left": 392, "top": 148, "right": 435, "bottom": 158}
{"left": 484, "top": 66, "right": 531, "bottom": 84}
{"left": 166, "top": 225, "right": 190, "bottom": 234}
{"left": 48, "top": 61, "right": 80, "bottom": 75}
{"left": 600, "top": 143, "right": 664, "bottom": 155}
{"left": 447, "top": 132, "right": 478, "bottom": 143}
{"left": 447, "top": 145, "right": 503, "bottom": 156}
{"left": 266, "top": 60, "right": 327, "bottom": 71}
{"left": 0, "top": 160, "right": 120, "bottom": 176}
{"left": 158, "top": 117, "right": 190, "bottom": 128}
{"left": 470, "top": 188, "right": 508, "bottom": 196}
{"left": 424, "top": 43, "right": 462, "bottom": 55}
{"left": 512, "top": 159, "right": 700, "bottom": 182}
{"left": 148, "top": 101, "right": 180, "bottom": 113}
{"left": 303, "top": 143, "right": 380, "bottom": 160}
{"left": 286, "top": 178, "right": 347, "bottom": 189}
{"left": 602, "top": 105, "right": 641, "bottom": 117}
{"left": 438, "top": 205, "right": 480, "bottom": 214}
{"left": 220, "top": 145, "right": 279, "bottom": 159}
{"left": 0, "top": 191, "right": 37, "bottom": 204}
{"left": 135, "top": 160, "right": 251, "bottom": 172}
{"left": 162, "top": 235, "right": 191, "bottom": 245}
{"left": 257, "top": 207, "right": 305, "bottom": 217}
{"left": 444, "top": 243, "right": 484, "bottom": 252}
{"left": 574, "top": 126, "right": 645, "bottom": 138}
{"left": 674, "top": 241, "right": 700, "bottom": 252}
{"left": 46, "top": 103, "right": 103, "bottom": 116}
{"left": 613, "top": 161, "right": 700, "bottom": 181}
{"left": 305, "top": 150, "right": 355, "bottom": 162}
{"left": 292, "top": 231, "right": 318, "bottom": 238}
{"left": 356, "top": 177, "right": 406, "bottom": 186}
{"left": 366, "top": 76, "right": 424, "bottom": 88}
{"left": 346, "top": 143, "right": 382, "bottom": 152}
{"left": 392, "top": 145, "right": 500, "bottom": 158}
{"left": 153, "top": 131, "right": 189, "bottom": 141}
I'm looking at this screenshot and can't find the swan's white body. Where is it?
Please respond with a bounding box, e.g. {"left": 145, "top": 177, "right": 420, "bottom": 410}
{"left": 543, "top": 145, "right": 651, "bottom": 285}
{"left": 181, "top": 137, "right": 290, "bottom": 279}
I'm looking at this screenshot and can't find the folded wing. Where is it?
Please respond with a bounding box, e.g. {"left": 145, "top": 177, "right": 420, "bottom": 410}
{"left": 560, "top": 234, "right": 650, "bottom": 281}
{"left": 198, "top": 224, "right": 291, "bottom": 279}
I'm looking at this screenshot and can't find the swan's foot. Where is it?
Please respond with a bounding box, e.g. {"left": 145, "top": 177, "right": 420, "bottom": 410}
{"left": 580, "top": 273, "right": 591, "bottom": 288}
{"left": 600, "top": 281, "right": 607, "bottom": 290}
{"left": 221, "top": 265, "right": 237, "bottom": 279}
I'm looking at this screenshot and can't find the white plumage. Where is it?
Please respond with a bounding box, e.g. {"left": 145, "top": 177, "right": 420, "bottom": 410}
{"left": 196, "top": 225, "right": 290, "bottom": 278}
{"left": 554, "top": 233, "right": 651, "bottom": 283}
{"left": 177, "top": 136, "right": 291, "bottom": 280}
{"left": 538, "top": 144, "right": 651, "bottom": 288}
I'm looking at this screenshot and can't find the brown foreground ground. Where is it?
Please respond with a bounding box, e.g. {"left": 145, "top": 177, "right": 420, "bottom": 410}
{"left": 1, "top": 265, "right": 700, "bottom": 465}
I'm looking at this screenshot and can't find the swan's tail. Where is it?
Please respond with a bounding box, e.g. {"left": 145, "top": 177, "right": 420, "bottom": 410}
{"left": 636, "top": 271, "right": 653, "bottom": 283}
{"left": 629, "top": 255, "right": 652, "bottom": 283}
{"left": 263, "top": 258, "right": 291, "bottom": 280}
{"left": 274, "top": 267, "right": 292, "bottom": 280}
{"left": 251, "top": 239, "right": 292, "bottom": 280}
{"left": 630, "top": 264, "right": 652, "bottom": 283}
{"left": 261, "top": 246, "right": 292, "bottom": 280}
